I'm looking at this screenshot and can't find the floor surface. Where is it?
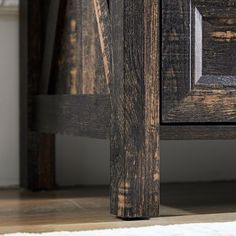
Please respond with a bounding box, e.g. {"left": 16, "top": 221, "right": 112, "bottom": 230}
{"left": 1, "top": 182, "right": 236, "bottom": 234}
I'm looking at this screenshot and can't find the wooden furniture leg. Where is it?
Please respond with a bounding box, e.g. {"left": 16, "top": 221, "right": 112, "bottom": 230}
{"left": 20, "top": 0, "right": 111, "bottom": 190}
{"left": 110, "top": 0, "right": 160, "bottom": 218}
{"left": 21, "top": 0, "right": 160, "bottom": 219}
{"left": 20, "top": 0, "right": 55, "bottom": 190}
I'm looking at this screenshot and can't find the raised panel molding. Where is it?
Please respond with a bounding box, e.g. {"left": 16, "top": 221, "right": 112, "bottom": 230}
{"left": 193, "top": 0, "right": 236, "bottom": 85}
{"left": 162, "top": 0, "right": 236, "bottom": 123}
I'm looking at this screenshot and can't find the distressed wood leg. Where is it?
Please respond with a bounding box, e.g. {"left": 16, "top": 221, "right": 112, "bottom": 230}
{"left": 110, "top": 0, "right": 160, "bottom": 218}
{"left": 20, "top": 0, "right": 55, "bottom": 190}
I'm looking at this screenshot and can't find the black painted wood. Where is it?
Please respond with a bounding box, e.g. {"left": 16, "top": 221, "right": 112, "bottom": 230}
{"left": 40, "top": 0, "right": 61, "bottom": 94}
{"left": 20, "top": 0, "right": 56, "bottom": 190}
{"left": 54, "top": 0, "right": 110, "bottom": 95}
{"left": 32, "top": 92, "right": 236, "bottom": 140}
{"left": 162, "top": 0, "right": 236, "bottom": 124}
{"left": 160, "top": 125, "right": 236, "bottom": 140}
{"left": 110, "top": 0, "right": 160, "bottom": 218}
{"left": 161, "top": 0, "right": 191, "bottom": 116}
{"left": 33, "top": 95, "right": 110, "bottom": 139}
{"left": 193, "top": 0, "right": 236, "bottom": 18}
{"left": 20, "top": 0, "right": 112, "bottom": 190}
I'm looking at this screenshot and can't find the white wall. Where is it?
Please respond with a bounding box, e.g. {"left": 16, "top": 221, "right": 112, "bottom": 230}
{"left": 56, "top": 136, "right": 110, "bottom": 186}
{"left": 161, "top": 140, "right": 236, "bottom": 183}
{"left": 1, "top": 8, "right": 236, "bottom": 187}
{"left": 56, "top": 137, "right": 236, "bottom": 186}
{"left": 0, "top": 13, "right": 19, "bottom": 186}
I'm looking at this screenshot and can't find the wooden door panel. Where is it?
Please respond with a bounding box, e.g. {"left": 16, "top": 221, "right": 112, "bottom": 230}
{"left": 162, "top": 0, "right": 191, "bottom": 115}
{"left": 162, "top": 0, "right": 236, "bottom": 123}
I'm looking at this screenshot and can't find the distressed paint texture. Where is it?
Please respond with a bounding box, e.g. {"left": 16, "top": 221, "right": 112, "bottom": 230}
{"left": 110, "top": 0, "right": 160, "bottom": 218}
{"left": 162, "top": 0, "right": 236, "bottom": 124}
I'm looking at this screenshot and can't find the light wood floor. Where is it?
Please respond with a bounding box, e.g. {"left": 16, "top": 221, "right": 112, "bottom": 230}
{"left": 1, "top": 182, "right": 236, "bottom": 234}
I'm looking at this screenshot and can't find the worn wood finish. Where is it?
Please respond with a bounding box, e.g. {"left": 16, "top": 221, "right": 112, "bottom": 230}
{"left": 202, "top": 18, "right": 236, "bottom": 77}
{"left": 32, "top": 94, "right": 236, "bottom": 139}
{"left": 33, "top": 95, "right": 110, "bottom": 139}
{"left": 192, "top": 0, "right": 236, "bottom": 18}
{"left": 192, "top": 0, "right": 236, "bottom": 83}
{"left": 160, "top": 125, "right": 236, "bottom": 140}
{"left": 164, "top": 90, "right": 236, "bottom": 123}
{"left": 21, "top": 0, "right": 112, "bottom": 189}
{"left": 162, "top": 0, "right": 190, "bottom": 115}
{"left": 20, "top": 0, "right": 55, "bottom": 190}
{"left": 93, "top": 0, "right": 112, "bottom": 92}
{"left": 54, "top": 0, "right": 110, "bottom": 95}
{"left": 53, "top": 0, "right": 82, "bottom": 95}
{"left": 110, "top": 0, "right": 160, "bottom": 218}
{"left": 81, "top": 0, "right": 106, "bottom": 94}
{"left": 162, "top": 0, "right": 236, "bottom": 125}
{"left": 32, "top": 91, "right": 236, "bottom": 140}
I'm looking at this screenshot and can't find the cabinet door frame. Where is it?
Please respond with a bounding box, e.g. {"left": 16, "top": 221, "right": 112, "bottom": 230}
{"left": 162, "top": 0, "right": 236, "bottom": 124}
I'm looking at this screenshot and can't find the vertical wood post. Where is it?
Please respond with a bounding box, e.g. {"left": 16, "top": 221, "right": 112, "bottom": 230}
{"left": 110, "top": 0, "right": 160, "bottom": 218}
{"left": 20, "top": 0, "right": 55, "bottom": 190}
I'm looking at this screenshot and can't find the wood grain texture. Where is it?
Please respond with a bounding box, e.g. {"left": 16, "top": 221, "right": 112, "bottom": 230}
{"left": 197, "top": 75, "right": 236, "bottom": 88}
{"left": 163, "top": 89, "right": 236, "bottom": 123}
{"left": 81, "top": 0, "right": 109, "bottom": 94}
{"left": 54, "top": 0, "right": 110, "bottom": 95}
{"left": 32, "top": 94, "right": 236, "bottom": 140}
{"left": 161, "top": 0, "right": 191, "bottom": 115}
{"left": 110, "top": 0, "right": 160, "bottom": 218}
{"left": 193, "top": 0, "right": 236, "bottom": 18}
{"left": 32, "top": 92, "right": 236, "bottom": 140}
{"left": 162, "top": 0, "right": 236, "bottom": 125}
{"left": 93, "top": 0, "right": 112, "bottom": 92}
{"left": 53, "top": 0, "right": 82, "bottom": 95}
{"left": 20, "top": 0, "right": 112, "bottom": 189}
{"left": 160, "top": 125, "right": 236, "bottom": 140}
{"left": 20, "top": 0, "right": 55, "bottom": 190}
{"left": 194, "top": 1, "right": 236, "bottom": 79}
{"left": 33, "top": 95, "right": 110, "bottom": 139}
{"left": 203, "top": 17, "right": 236, "bottom": 76}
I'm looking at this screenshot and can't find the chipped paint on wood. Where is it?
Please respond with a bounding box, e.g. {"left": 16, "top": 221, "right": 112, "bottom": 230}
{"left": 110, "top": 0, "right": 160, "bottom": 218}
{"left": 70, "top": 68, "right": 78, "bottom": 95}
{"left": 93, "top": 0, "right": 111, "bottom": 93}
{"left": 212, "top": 31, "right": 236, "bottom": 42}
{"left": 55, "top": 0, "right": 110, "bottom": 95}
{"left": 69, "top": 18, "right": 78, "bottom": 95}
{"left": 162, "top": 0, "right": 236, "bottom": 123}
{"left": 164, "top": 89, "right": 236, "bottom": 123}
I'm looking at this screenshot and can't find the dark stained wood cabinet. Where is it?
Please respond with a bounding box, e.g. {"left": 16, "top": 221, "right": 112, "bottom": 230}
{"left": 162, "top": 0, "right": 236, "bottom": 123}
{"left": 20, "top": 0, "right": 236, "bottom": 219}
{"left": 110, "top": 0, "right": 160, "bottom": 218}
